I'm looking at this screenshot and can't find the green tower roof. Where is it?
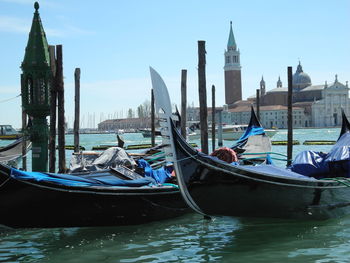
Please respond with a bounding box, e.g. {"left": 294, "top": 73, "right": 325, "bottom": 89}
{"left": 21, "top": 2, "right": 50, "bottom": 70}
{"left": 227, "top": 21, "right": 237, "bottom": 50}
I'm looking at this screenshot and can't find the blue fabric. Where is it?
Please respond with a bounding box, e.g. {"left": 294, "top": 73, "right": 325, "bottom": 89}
{"left": 290, "top": 151, "right": 329, "bottom": 177}
{"left": 290, "top": 132, "right": 350, "bottom": 178}
{"left": 265, "top": 154, "right": 273, "bottom": 165}
{"left": 10, "top": 168, "right": 155, "bottom": 187}
{"left": 137, "top": 159, "right": 173, "bottom": 184}
{"left": 325, "top": 133, "right": 350, "bottom": 162}
{"left": 324, "top": 132, "right": 350, "bottom": 177}
{"left": 236, "top": 125, "right": 265, "bottom": 145}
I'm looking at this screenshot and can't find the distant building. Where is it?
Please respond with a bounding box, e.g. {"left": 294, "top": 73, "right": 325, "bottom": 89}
{"left": 98, "top": 117, "right": 155, "bottom": 131}
{"left": 228, "top": 61, "right": 349, "bottom": 128}
{"left": 224, "top": 22, "right": 242, "bottom": 106}
{"left": 222, "top": 104, "right": 306, "bottom": 128}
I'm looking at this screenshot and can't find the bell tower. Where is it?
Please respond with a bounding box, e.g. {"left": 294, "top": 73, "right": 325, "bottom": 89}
{"left": 260, "top": 76, "right": 266, "bottom": 96}
{"left": 224, "top": 21, "right": 242, "bottom": 106}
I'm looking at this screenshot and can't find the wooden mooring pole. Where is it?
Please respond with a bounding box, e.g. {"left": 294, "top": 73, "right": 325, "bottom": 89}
{"left": 74, "top": 68, "right": 81, "bottom": 153}
{"left": 56, "top": 45, "right": 66, "bottom": 173}
{"left": 48, "top": 45, "right": 57, "bottom": 173}
{"left": 287, "top": 66, "right": 293, "bottom": 166}
{"left": 218, "top": 110, "right": 223, "bottom": 147}
{"left": 198, "top": 40, "right": 208, "bottom": 154}
{"left": 211, "top": 85, "right": 216, "bottom": 152}
{"left": 256, "top": 89, "right": 260, "bottom": 121}
{"left": 151, "top": 89, "right": 155, "bottom": 147}
{"left": 180, "top": 69, "right": 187, "bottom": 138}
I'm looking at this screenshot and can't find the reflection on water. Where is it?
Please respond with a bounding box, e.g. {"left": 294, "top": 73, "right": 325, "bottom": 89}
{"left": 1, "top": 214, "right": 350, "bottom": 263}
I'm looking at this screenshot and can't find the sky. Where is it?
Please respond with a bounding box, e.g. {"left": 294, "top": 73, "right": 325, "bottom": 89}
{"left": 0, "top": 0, "right": 349, "bottom": 129}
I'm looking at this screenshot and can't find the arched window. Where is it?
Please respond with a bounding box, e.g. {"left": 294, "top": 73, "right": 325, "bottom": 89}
{"left": 27, "top": 77, "right": 34, "bottom": 105}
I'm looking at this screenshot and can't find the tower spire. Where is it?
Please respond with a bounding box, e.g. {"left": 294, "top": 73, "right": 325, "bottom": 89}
{"left": 21, "top": 2, "right": 50, "bottom": 70}
{"left": 227, "top": 21, "right": 237, "bottom": 51}
{"left": 277, "top": 76, "right": 282, "bottom": 88}
{"left": 260, "top": 76, "right": 266, "bottom": 96}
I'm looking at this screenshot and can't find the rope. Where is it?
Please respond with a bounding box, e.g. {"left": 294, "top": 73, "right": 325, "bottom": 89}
{"left": 147, "top": 153, "right": 166, "bottom": 163}
{"left": 0, "top": 176, "right": 11, "bottom": 188}
{"left": 0, "top": 94, "right": 21, "bottom": 103}
{"left": 241, "top": 156, "right": 289, "bottom": 162}
{"left": 240, "top": 151, "right": 288, "bottom": 157}
{"left": 323, "top": 177, "right": 350, "bottom": 187}
{"left": 173, "top": 153, "right": 200, "bottom": 163}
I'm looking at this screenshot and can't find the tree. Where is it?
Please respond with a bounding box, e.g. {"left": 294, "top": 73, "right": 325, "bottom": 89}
{"left": 137, "top": 105, "right": 144, "bottom": 118}
{"left": 127, "top": 108, "right": 134, "bottom": 118}
{"left": 142, "top": 100, "right": 151, "bottom": 117}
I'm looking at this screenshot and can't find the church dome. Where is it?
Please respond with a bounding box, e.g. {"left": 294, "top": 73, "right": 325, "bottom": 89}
{"left": 292, "top": 62, "right": 311, "bottom": 90}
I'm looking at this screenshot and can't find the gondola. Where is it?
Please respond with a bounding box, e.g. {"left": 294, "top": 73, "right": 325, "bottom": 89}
{"left": 0, "top": 137, "right": 32, "bottom": 165}
{"left": 0, "top": 162, "right": 187, "bottom": 228}
{"left": 231, "top": 106, "right": 273, "bottom": 164}
{"left": 150, "top": 67, "right": 350, "bottom": 220}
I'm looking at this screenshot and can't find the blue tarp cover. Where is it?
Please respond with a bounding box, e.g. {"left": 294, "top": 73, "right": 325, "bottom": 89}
{"left": 291, "top": 132, "right": 350, "bottom": 178}
{"left": 137, "top": 159, "right": 173, "bottom": 184}
{"left": 10, "top": 168, "right": 155, "bottom": 187}
{"left": 237, "top": 125, "right": 265, "bottom": 143}
{"left": 290, "top": 151, "right": 329, "bottom": 177}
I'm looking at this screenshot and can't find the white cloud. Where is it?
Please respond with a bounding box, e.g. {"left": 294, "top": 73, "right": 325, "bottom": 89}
{"left": 0, "top": 16, "right": 29, "bottom": 34}
{"left": 0, "top": 14, "right": 94, "bottom": 37}
{"left": 0, "top": 0, "right": 33, "bottom": 4}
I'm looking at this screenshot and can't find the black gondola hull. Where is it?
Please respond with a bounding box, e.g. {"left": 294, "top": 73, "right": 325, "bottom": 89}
{"left": 171, "top": 120, "right": 350, "bottom": 220}
{"left": 0, "top": 166, "right": 188, "bottom": 228}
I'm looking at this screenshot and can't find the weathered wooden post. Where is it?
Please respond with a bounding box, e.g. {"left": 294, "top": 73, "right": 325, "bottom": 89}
{"left": 211, "top": 85, "right": 216, "bottom": 152}
{"left": 151, "top": 89, "right": 155, "bottom": 147}
{"left": 56, "top": 45, "right": 66, "bottom": 173}
{"left": 21, "top": 110, "right": 27, "bottom": 171}
{"left": 180, "top": 69, "right": 187, "bottom": 138}
{"left": 74, "top": 68, "right": 81, "bottom": 153}
{"left": 287, "top": 66, "right": 293, "bottom": 166}
{"left": 256, "top": 89, "right": 260, "bottom": 121}
{"left": 218, "top": 110, "right": 223, "bottom": 147}
{"left": 48, "top": 45, "right": 56, "bottom": 172}
{"left": 198, "top": 40, "right": 208, "bottom": 154}
{"left": 21, "top": 2, "right": 51, "bottom": 172}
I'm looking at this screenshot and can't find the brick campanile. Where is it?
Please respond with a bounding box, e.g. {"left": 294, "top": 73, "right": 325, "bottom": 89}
{"left": 224, "top": 22, "right": 242, "bottom": 106}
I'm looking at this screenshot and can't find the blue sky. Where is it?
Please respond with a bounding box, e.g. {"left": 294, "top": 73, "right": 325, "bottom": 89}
{"left": 0, "top": 0, "right": 349, "bottom": 128}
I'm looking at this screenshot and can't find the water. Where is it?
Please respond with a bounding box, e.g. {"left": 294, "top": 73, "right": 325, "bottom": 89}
{"left": 1, "top": 214, "right": 350, "bottom": 262}
{"left": 2, "top": 128, "right": 350, "bottom": 263}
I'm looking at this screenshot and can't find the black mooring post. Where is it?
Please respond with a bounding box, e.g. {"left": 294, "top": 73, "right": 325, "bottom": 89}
{"left": 287, "top": 66, "right": 293, "bottom": 166}
{"left": 198, "top": 40, "right": 208, "bottom": 154}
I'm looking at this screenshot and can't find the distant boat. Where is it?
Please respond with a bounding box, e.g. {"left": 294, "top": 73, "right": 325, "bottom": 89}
{"left": 139, "top": 128, "right": 162, "bottom": 138}
{"left": 116, "top": 129, "right": 124, "bottom": 135}
{"left": 187, "top": 123, "right": 277, "bottom": 141}
{"left": 0, "top": 125, "right": 22, "bottom": 140}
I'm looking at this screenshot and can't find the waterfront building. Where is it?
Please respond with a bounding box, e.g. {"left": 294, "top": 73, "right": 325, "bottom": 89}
{"left": 312, "top": 76, "right": 350, "bottom": 127}
{"left": 222, "top": 104, "right": 307, "bottom": 129}
{"left": 98, "top": 117, "right": 155, "bottom": 131}
{"left": 228, "top": 61, "right": 349, "bottom": 128}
